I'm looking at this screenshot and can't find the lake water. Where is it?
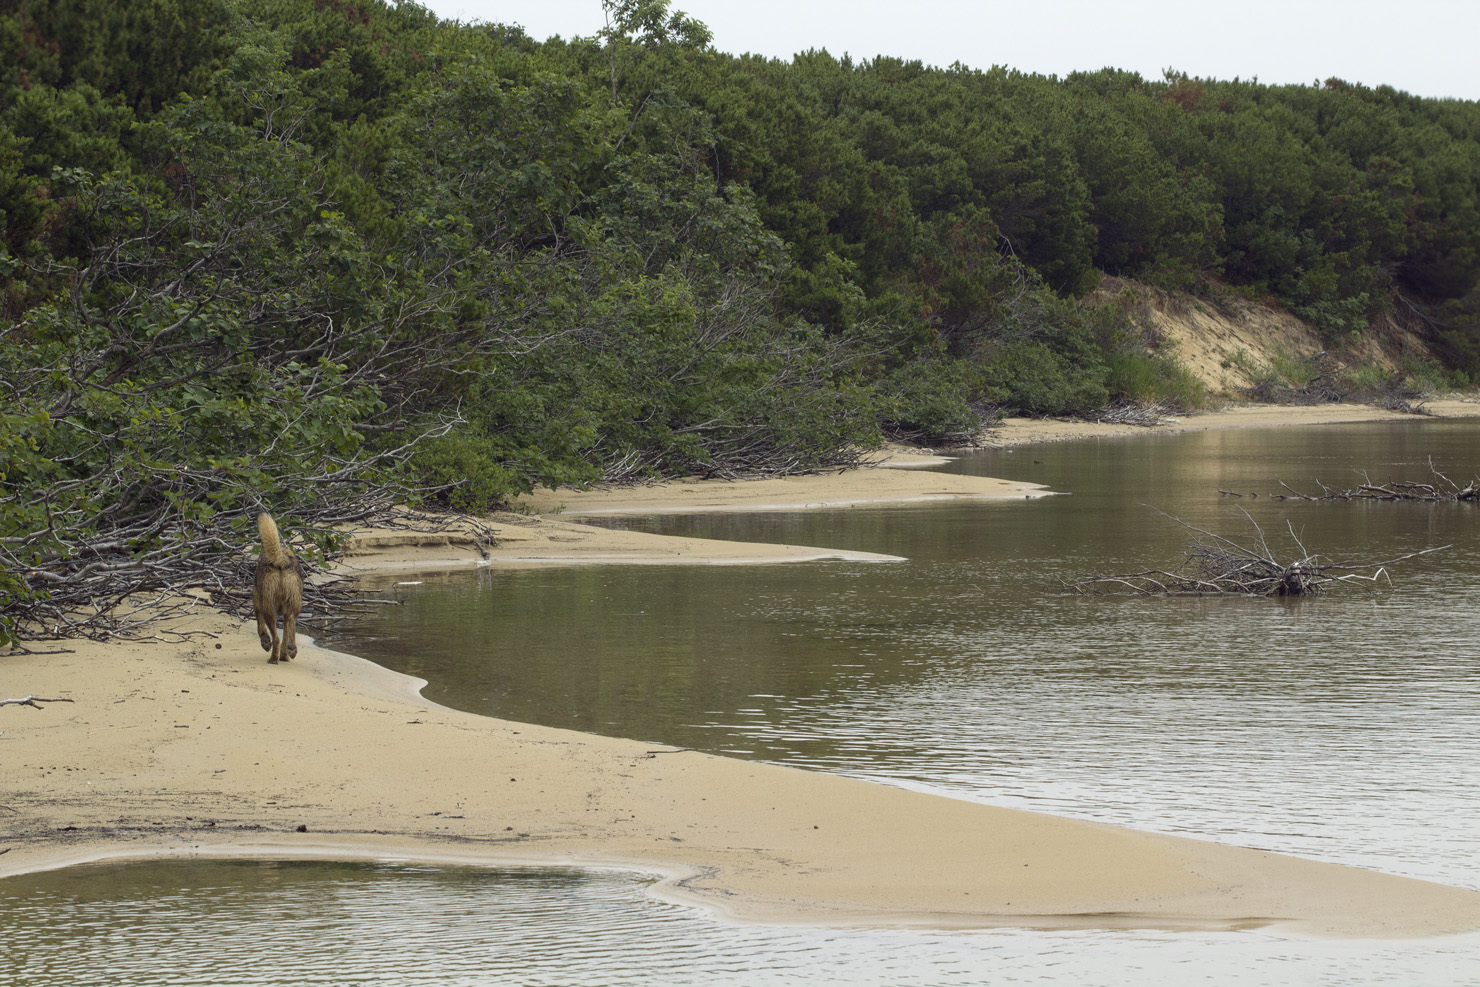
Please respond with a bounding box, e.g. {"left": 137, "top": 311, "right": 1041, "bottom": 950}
{"left": 7, "top": 421, "right": 1480, "bottom": 985}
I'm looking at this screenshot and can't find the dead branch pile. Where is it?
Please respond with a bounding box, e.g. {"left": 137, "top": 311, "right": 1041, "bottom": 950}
{"left": 1067, "top": 510, "right": 1447, "bottom": 597}
{"left": 601, "top": 441, "right": 884, "bottom": 484}
{"left": 1244, "top": 352, "right": 1430, "bottom": 415}
{"left": 1219, "top": 460, "right": 1479, "bottom": 503}
{"left": 1091, "top": 401, "right": 1181, "bottom": 428}
{"left": 2, "top": 506, "right": 494, "bottom": 645}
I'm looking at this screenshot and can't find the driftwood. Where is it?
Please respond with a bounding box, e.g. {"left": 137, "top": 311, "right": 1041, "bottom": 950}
{"left": 1067, "top": 509, "right": 1447, "bottom": 597}
{"left": 1220, "top": 460, "right": 1479, "bottom": 503}
{"left": 0, "top": 696, "right": 75, "bottom": 710}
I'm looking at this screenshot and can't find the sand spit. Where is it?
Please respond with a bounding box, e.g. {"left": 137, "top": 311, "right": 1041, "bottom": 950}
{"left": 4, "top": 618, "right": 1480, "bottom": 939}
{"left": 515, "top": 457, "right": 1049, "bottom": 516}
{"left": 336, "top": 511, "right": 907, "bottom": 584}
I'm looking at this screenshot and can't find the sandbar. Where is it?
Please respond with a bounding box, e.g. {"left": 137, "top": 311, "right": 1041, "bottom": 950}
{"left": 516, "top": 452, "right": 1047, "bottom": 515}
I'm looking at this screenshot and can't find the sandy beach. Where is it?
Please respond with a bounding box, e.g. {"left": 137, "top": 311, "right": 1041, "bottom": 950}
{"left": 4, "top": 400, "right": 1480, "bottom": 938}
{"left": 983, "top": 397, "right": 1480, "bottom": 448}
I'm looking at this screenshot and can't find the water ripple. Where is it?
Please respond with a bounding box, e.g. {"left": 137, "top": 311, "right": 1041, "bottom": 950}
{"left": 7, "top": 861, "right": 1480, "bottom": 986}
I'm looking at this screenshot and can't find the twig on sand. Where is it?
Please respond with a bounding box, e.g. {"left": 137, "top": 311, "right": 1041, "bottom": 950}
{"left": 0, "top": 696, "right": 76, "bottom": 710}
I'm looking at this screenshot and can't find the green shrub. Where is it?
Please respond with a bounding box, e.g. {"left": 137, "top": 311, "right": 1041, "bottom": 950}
{"left": 1106, "top": 349, "right": 1206, "bottom": 409}
{"left": 1341, "top": 365, "right": 1393, "bottom": 392}
{"left": 981, "top": 340, "right": 1109, "bottom": 416}
{"left": 1402, "top": 355, "right": 1467, "bottom": 394}
{"left": 878, "top": 357, "right": 982, "bottom": 439}
{"left": 406, "top": 435, "right": 538, "bottom": 514}
{"left": 1267, "top": 347, "right": 1320, "bottom": 387}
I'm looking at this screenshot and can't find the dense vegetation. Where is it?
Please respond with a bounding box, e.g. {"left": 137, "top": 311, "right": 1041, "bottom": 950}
{"left": 3, "top": 0, "right": 1479, "bottom": 640}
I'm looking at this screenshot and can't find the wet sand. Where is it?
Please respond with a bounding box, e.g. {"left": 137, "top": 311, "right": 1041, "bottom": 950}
{"left": 4, "top": 401, "right": 1480, "bottom": 937}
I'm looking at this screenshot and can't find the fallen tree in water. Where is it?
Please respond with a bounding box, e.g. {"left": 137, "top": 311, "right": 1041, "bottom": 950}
{"left": 1067, "top": 510, "right": 1448, "bottom": 597}
{"left": 1219, "top": 460, "right": 1479, "bottom": 503}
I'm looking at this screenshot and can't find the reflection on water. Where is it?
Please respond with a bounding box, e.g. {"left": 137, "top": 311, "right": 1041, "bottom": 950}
{"left": 7, "top": 859, "right": 1480, "bottom": 987}
{"left": 8, "top": 421, "right": 1480, "bottom": 984}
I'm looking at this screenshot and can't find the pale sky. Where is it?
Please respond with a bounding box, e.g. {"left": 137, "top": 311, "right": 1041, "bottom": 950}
{"left": 416, "top": 0, "right": 1479, "bottom": 102}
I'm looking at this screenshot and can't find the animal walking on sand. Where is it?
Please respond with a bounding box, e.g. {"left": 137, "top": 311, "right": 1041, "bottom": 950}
{"left": 253, "top": 512, "right": 303, "bottom": 664}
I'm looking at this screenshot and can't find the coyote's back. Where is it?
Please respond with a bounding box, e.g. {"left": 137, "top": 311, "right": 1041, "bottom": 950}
{"left": 252, "top": 513, "right": 303, "bottom": 664}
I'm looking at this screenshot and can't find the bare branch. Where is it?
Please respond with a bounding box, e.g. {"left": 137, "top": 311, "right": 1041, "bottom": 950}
{"left": 1067, "top": 511, "right": 1447, "bottom": 597}
{"left": 1224, "top": 463, "right": 1480, "bottom": 502}
{"left": 0, "top": 696, "right": 76, "bottom": 710}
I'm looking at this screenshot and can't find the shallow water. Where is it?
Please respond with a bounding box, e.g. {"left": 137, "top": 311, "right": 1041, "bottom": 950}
{"left": 8, "top": 421, "right": 1480, "bottom": 984}
{"left": 7, "top": 859, "right": 1480, "bottom": 987}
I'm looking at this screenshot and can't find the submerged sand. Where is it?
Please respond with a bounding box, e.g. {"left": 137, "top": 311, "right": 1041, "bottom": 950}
{"left": 4, "top": 401, "right": 1480, "bottom": 937}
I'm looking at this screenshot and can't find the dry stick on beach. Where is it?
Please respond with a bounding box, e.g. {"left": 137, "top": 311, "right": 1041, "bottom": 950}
{"left": 0, "top": 696, "right": 76, "bottom": 710}
{"left": 1067, "top": 508, "right": 1449, "bottom": 597}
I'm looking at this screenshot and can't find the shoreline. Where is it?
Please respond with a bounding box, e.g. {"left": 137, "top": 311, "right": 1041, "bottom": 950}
{"left": 978, "top": 398, "right": 1480, "bottom": 448}
{"left": 4, "top": 400, "right": 1480, "bottom": 938}
{"left": 515, "top": 399, "right": 1479, "bottom": 516}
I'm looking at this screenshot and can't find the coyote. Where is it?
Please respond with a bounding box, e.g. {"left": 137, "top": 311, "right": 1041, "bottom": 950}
{"left": 253, "top": 513, "right": 303, "bottom": 664}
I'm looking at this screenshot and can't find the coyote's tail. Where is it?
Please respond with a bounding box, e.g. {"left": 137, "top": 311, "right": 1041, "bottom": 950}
{"left": 257, "top": 513, "right": 294, "bottom": 568}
